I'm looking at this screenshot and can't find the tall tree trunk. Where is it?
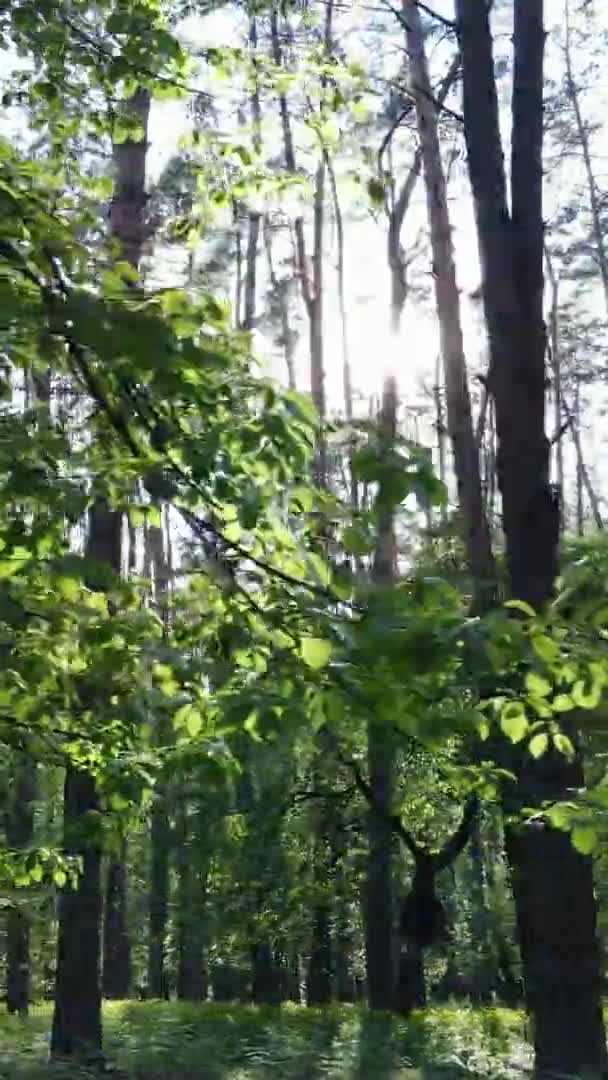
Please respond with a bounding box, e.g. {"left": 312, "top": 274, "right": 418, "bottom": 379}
{"left": 51, "top": 504, "right": 122, "bottom": 1060}
{"left": 272, "top": 0, "right": 331, "bottom": 482}
{"left": 263, "top": 220, "right": 296, "bottom": 389}
{"left": 5, "top": 752, "right": 36, "bottom": 1015}
{"left": 100, "top": 85, "right": 150, "bottom": 1008}
{"left": 102, "top": 838, "right": 131, "bottom": 999}
{"left": 365, "top": 377, "right": 397, "bottom": 1011}
{"left": 176, "top": 806, "right": 207, "bottom": 1002}
{"left": 51, "top": 766, "right": 104, "bottom": 1060}
{"left": 456, "top": 1, "right": 608, "bottom": 1073}
{"left": 403, "top": 3, "right": 494, "bottom": 610}
{"left": 384, "top": 55, "right": 459, "bottom": 333}
{"left": 241, "top": 17, "right": 262, "bottom": 333}
{"left": 146, "top": 519, "right": 172, "bottom": 1000}
{"left": 325, "top": 151, "right": 357, "bottom": 510}
{"left": 564, "top": 0, "right": 608, "bottom": 319}
{"left": 306, "top": 897, "right": 332, "bottom": 1006}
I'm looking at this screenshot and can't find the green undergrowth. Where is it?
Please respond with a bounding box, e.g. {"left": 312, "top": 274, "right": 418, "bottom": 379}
{"left": 0, "top": 1000, "right": 531, "bottom": 1079}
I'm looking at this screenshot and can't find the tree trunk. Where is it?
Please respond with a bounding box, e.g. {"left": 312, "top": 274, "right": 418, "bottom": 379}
{"left": 251, "top": 942, "right": 281, "bottom": 1004}
{"left": 365, "top": 377, "right": 397, "bottom": 1011}
{"left": 385, "top": 55, "right": 459, "bottom": 334}
{"left": 5, "top": 752, "right": 36, "bottom": 1015}
{"left": 263, "top": 220, "right": 296, "bottom": 390}
{"left": 50, "top": 767, "right": 103, "bottom": 1060}
{"left": 241, "top": 18, "right": 262, "bottom": 333}
{"left": 148, "top": 779, "right": 170, "bottom": 999}
{"left": 395, "top": 943, "right": 425, "bottom": 1014}
{"left": 564, "top": 0, "right": 608, "bottom": 319}
{"left": 456, "top": 1, "right": 608, "bottom": 1073}
{"left": 176, "top": 808, "right": 207, "bottom": 1002}
{"left": 403, "top": 1, "right": 494, "bottom": 610}
{"left": 51, "top": 500, "right": 122, "bottom": 1061}
{"left": 102, "top": 838, "right": 131, "bottom": 999}
{"left": 306, "top": 901, "right": 332, "bottom": 1006}
{"left": 99, "top": 85, "right": 151, "bottom": 1011}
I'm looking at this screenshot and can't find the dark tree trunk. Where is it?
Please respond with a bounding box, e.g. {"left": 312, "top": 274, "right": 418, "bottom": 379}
{"left": 102, "top": 839, "right": 131, "bottom": 1000}
{"left": 51, "top": 502, "right": 121, "bottom": 1062}
{"left": 176, "top": 805, "right": 207, "bottom": 1003}
{"left": 365, "top": 378, "right": 397, "bottom": 1010}
{"left": 251, "top": 942, "right": 280, "bottom": 1004}
{"left": 306, "top": 903, "right": 332, "bottom": 1006}
{"left": 395, "top": 943, "right": 425, "bottom": 1014}
{"left": 148, "top": 789, "right": 170, "bottom": 1000}
{"left": 50, "top": 768, "right": 103, "bottom": 1060}
{"left": 456, "top": 1, "right": 608, "bottom": 1073}
{"left": 6, "top": 752, "right": 36, "bottom": 1015}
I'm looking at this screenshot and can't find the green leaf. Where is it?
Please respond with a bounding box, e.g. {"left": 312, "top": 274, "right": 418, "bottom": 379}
{"left": 173, "top": 702, "right": 202, "bottom": 735}
{"left": 553, "top": 732, "right": 575, "bottom": 759}
{"left": 504, "top": 599, "right": 536, "bottom": 617}
{"left": 525, "top": 671, "right": 552, "bottom": 698}
{"left": 571, "top": 679, "right": 602, "bottom": 710}
{"left": 572, "top": 825, "right": 597, "bottom": 855}
{"left": 531, "top": 633, "right": 560, "bottom": 664}
{"left": 53, "top": 869, "right": 67, "bottom": 888}
{"left": 244, "top": 710, "right": 263, "bottom": 742}
{"left": 186, "top": 708, "right": 203, "bottom": 738}
{"left": 551, "top": 694, "right": 573, "bottom": 713}
{"left": 500, "top": 701, "right": 528, "bottom": 743}
{"left": 300, "top": 637, "right": 332, "bottom": 670}
{"left": 529, "top": 732, "right": 548, "bottom": 758}
{"left": 547, "top": 802, "right": 574, "bottom": 829}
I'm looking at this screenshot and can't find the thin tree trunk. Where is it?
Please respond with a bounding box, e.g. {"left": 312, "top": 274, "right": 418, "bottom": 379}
{"left": 403, "top": 2, "right": 494, "bottom": 610}
{"left": 263, "top": 220, "right": 296, "bottom": 389}
{"left": 564, "top": 0, "right": 608, "bottom": 319}
{"left": 146, "top": 518, "right": 172, "bottom": 1000}
{"left": 365, "top": 377, "right": 397, "bottom": 1010}
{"left": 325, "top": 151, "right": 357, "bottom": 507}
{"left": 544, "top": 248, "right": 565, "bottom": 502}
{"left": 272, "top": 0, "right": 330, "bottom": 481}
{"left": 242, "top": 17, "right": 262, "bottom": 333}
{"left": 386, "top": 55, "right": 459, "bottom": 333}
{"left": 6, "top": 752, "right": 36, "bottom": 1015}
{"left": 456, "top": 1, "right": 608, "bottom": 1073}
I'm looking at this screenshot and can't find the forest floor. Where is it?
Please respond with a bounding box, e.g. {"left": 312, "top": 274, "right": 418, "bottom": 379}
{"left": 0, "top": 1001, "right": 532, "bottom": 1079}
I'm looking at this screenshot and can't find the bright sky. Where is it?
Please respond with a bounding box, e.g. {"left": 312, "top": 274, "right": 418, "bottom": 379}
{"left": 146, "top": 0, "right": 608, "bottom": 516}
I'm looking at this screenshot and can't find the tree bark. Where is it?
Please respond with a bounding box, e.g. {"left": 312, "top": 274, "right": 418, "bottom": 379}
{"left": 176, "top": 806, "right": 207, "bottom": 1002}
{"left": 306, "top": 901, "right": 332, "bottom": 1006}
{"left": 456, "top": 1, "right": 608, "bottom": 1073}
{"left": 241, "top": 17, "right": 262, "bottom": 333}
{"left": 403, "top": 1, "right": 494, "bottom": 610}
{"left": 263, "top": 220, "right": 296, "bottom": 390}
{"left": 564, "top": 0, "right": 608, "bottom": 319}
{"left": 102, "top": 838, "right": 131, "bottom": 999}
{"left": 365, "top": 377, "right": 397, "bottom": 1011}
{"left": 51, "top": 768, "right": 103, "bottom": 1060}
{"left": 5, "top": 752, "right": 36, "bottom": 1015}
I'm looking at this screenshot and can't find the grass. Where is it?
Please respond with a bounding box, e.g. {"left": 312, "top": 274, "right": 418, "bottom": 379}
{"left": 0, "top": 1000, "right": 531, "bottom": 1079}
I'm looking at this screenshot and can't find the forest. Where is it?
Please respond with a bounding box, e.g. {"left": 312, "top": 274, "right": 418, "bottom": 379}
{"left": 1, "top": 0, "right": 608, "bottom": 1077}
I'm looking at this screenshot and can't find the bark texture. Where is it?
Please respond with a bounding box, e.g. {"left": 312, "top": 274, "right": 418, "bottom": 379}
{"left": 403, "top": 2, "right": 494, "bottom": 609}
{"left": 456, "top": 0, "right": 608, "bottom": 1073}
{"left": 365, "top": 377, "right": 397, "bottom": 1010}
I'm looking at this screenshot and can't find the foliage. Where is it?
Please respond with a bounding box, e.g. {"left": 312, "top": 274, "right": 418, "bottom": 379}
{"left": 0, "top": 1000, "right": 530, "bottom": 1079}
